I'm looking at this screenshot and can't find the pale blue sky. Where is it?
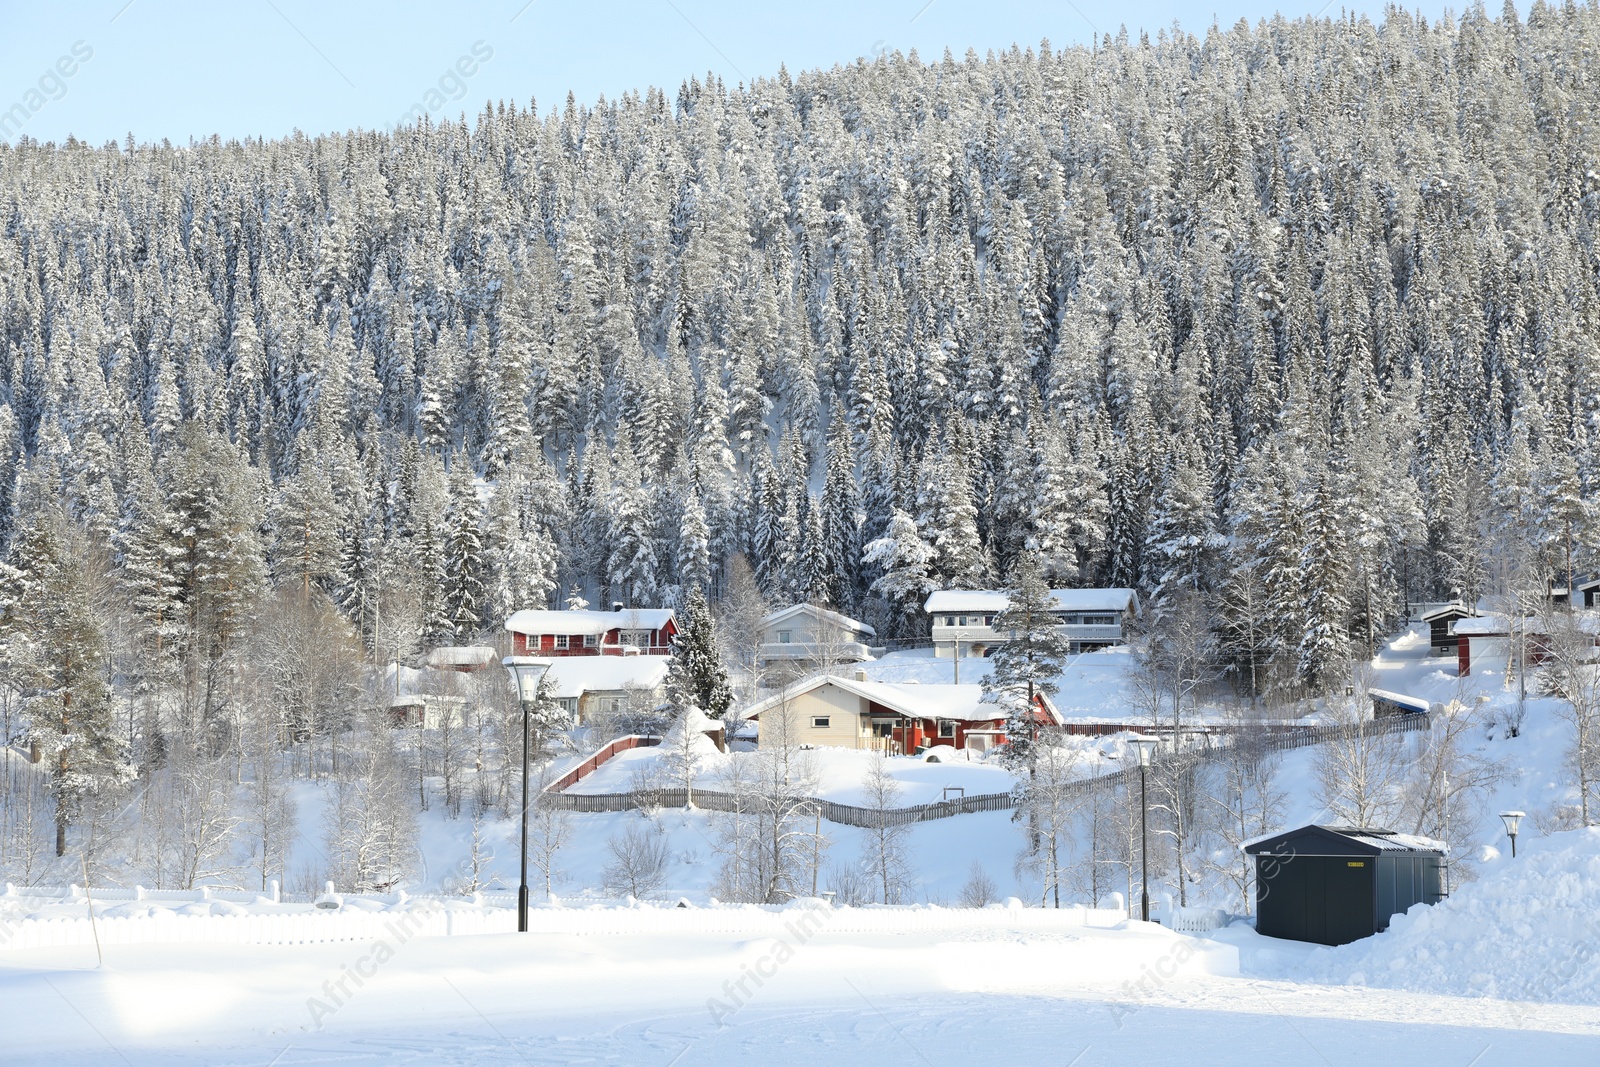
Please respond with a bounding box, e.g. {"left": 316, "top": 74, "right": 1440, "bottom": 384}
{"left": 2, "top": 1, "right": 1470, "bottom": 144}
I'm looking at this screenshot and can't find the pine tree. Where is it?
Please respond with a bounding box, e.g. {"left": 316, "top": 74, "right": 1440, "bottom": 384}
{"left": 441, "top": 462, "right": 488, "bottom": 640}
{"left": 666, "top": 587, "right": 733, "bottom": 719}
{"left": 983, "top": 551, "right": 1071, "bottom": 769}
{"left": 0, "top": 505, "right": 132, "bottom": 855}
{"left": 863, "top": 508, "right": 936, "bottom": 639}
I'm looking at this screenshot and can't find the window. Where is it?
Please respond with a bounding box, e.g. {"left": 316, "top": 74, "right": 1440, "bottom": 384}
{"left": 938, "top": 720, "right": 956, "bottom": 739}
{"left": 958, "top": 615, "right": 968, "bottom": 627}
{"left": 1057, "top": 613, "right": 1080, "bottom": 625}
{"left": 1082, "top": 614, "right": 1117, "bottom": 626}
{"left": 872, "top": 721, "right": 895, "bottom": 738}
{"left": 583, "top": 634, "right": 597, "bottom": 647}
{"left": 557, "top": 697, "right": 579, "bottom": 715}
{"left": 944, "top": 615, "right": 956, "bottom": 626}
{"left": 555, "top": 635, "right": 569, "bottom": 650}
{"left": 778, "top": 630, "right": 792, "bottom": 644}
{"left": 621, "top": 631, "right": 647, "bottom": 647}
{"left": 811, "top": 716, "right": 831, "bottom": 729}
{"left": 983, "top": 615, "right": 995, "bottom": 626}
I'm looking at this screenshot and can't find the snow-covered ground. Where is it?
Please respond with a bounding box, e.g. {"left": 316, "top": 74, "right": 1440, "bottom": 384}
{"left": 4, "top": 872, "right": 1599, "bottom": 1066}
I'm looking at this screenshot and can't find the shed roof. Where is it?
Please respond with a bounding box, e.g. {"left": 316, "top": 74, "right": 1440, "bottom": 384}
{"left": 1243, "top": 825, "right": 1448, "bottom": 857}
{"left": 1419, "top": 602, "right": 1476, "bottom": 623}
{"left": 924, "top": 588, "right": 1139, "bottom": 615}
{"left": 1368, "top": 688, "right": 1430, "bottom": 714}
{"left": 505, "top": 607, "right": 676, "bottom": 636}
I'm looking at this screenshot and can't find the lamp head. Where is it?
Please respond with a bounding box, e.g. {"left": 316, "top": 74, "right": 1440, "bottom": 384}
{"left": 1129, "top": 733, "right": 1159, "bottom": 768}
{"left": 503, "top": 656, "right": 553, "bottom": 702}
{"left": 1499, "top": 810, "right": 1525, "bottom": 838}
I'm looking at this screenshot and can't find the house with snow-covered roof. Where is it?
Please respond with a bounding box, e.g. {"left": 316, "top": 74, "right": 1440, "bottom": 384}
{"left": 542, "top": 655, "right": 671, "bottom": 724}
{"left": 756, "top": 604, "right": 881, "bottom": 684}
{"left": 504, "top": 604, "right": 677, "bottom": 658}
{"left": 743, "top": 673, "right": 1061, "bottom": 755}
{"left": 1452, "top": 610, "right": 1600, "bottom": 676}
{"left": 924, "top": 588, "right": 1140, "bottom": 659}
{"left": 424, "top": 645, "right": 498, "bottom": 672}
{"left": 1418, "top": 602, "right": 1477, "bottom": 657}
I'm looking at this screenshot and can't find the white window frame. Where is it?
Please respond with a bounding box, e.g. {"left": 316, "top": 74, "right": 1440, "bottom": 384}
{"left": 583, "top": 634, "right": 597, "bottom": 647}
{"left": 938, "top": 719, "right": 957, "bottom": 739}
{"left": 810, "top": 715, "right": 831, "bottom": 729}
{"left": 555, "top": 635, "right": 569, "bottom": 650}
{"left": 778, "top": 630, "right": 792, "bottom": 644}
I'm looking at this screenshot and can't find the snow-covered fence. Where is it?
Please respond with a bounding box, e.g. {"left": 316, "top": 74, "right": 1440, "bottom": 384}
{"left": 3, "top": 882, "right": 280, "bottom": 905}
{"left": 0, "top": 899, "right": 1132, "bottom": 953}
{"left": 548, "top": 734, "right": 662, "bottom": 791}
{"left": 549, "top": 713, "right": 1430, "bottom": 825}
{"left": 0, "top": 904, "right": 515, "bottom": 952}
{"left": 1166, "top": 907, "right": 1231, "bottom": 934}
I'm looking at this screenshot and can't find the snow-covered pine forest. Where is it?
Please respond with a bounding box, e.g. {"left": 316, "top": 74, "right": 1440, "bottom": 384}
{"left": 1, "top": 6, "right": 1597, "bottom": 889}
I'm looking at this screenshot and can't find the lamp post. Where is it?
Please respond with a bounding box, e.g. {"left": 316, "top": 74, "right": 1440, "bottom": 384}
{"left": 1129, "top": 734, "right": 1159, "bottom": 922}
{"left": 1499, "top": 810, "right": 1525, "bottom": 859}
{"left": 504, "top": 655, "right": 552, "bottom": 933}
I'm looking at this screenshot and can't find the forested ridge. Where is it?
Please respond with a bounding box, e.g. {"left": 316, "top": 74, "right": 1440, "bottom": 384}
{"left": 0, "top": 5, "right": 1597, "bottom": 880}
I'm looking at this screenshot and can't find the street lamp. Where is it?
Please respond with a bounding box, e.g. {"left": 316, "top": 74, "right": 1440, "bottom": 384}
{"left": 504, "top": 655, "right": 553, "bottom": 933}
{"left": 1129, "top": 733, "right": 1160, "bottom": 922}
{"left": 1499, "top": 810, "right": 1525, "bottom": 859}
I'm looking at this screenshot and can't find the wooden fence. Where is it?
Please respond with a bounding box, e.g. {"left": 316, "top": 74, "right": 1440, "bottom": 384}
{"left": 545, "top": 711, "right": 1431, "bottom": 827}
{"left": 548, "top": 734, "right": 661, "bottom": 791}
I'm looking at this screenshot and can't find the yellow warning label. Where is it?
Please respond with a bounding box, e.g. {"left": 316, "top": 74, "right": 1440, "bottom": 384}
{"left": 1347, "top": 861, "right": 1365, "bottom": 867}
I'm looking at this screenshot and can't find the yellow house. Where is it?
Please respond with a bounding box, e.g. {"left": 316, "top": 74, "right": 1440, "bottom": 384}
{"left": 743, "top": 674, "right": 1061, "bottom": 755}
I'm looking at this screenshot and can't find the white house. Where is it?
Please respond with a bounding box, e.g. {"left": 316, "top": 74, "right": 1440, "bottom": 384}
{"left": 756, "top": 604, "right": 880, "bottom": 683}
{"left": 542, "top": 655, "right": 671, "bottom": 724}
{"left": 924, "top": 588, "right": 1141, "bottom": 659}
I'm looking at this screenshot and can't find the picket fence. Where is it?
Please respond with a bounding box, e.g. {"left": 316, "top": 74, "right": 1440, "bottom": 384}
{"left": 2, "top": 882, "right": 280, "bottom": 905}
{"left": 0, "top": 899, "right": 1129, "bottom": 953}
{"left": 548, "top": 712, "right": 1432, "bottom": 827}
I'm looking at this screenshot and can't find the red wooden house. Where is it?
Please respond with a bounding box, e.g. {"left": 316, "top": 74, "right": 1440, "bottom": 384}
{"left": 504, "top": 605, "right": 677, "bottom": 658}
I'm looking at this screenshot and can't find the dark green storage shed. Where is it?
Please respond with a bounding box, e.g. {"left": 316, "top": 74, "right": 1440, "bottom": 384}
{"left": 1244, "top": 826, "right": 1447, "bottom": 946}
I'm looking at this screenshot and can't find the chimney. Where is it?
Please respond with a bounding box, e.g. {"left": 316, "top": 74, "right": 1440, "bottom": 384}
{"left": 854, "top": 669, "right": 868, "bottom": 682}
{"left": 612, "top": 601, "right": 625, "bottom": 612}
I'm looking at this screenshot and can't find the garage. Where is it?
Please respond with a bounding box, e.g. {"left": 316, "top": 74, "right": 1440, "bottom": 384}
{"left": 1245, "top": 825, "right": 1448, "bottom": 946}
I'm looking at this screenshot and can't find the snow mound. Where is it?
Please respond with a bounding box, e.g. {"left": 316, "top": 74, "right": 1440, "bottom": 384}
{"left": 1307, "top": 827, "right": 1600, "bottom": 1004}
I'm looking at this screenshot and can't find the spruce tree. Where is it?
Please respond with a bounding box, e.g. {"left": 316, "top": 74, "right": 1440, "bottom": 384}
{"left": 0, "top": 506, "right": 131, "bottom": 855}
{"left": 667, "top": 587, "right": 733, "bottom": 719}
{"left": 983, "top": 551, "right": 1071, "bottom": 770}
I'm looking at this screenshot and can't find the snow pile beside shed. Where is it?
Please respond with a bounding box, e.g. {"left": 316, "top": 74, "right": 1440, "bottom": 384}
{"left": 1307, "top": 826, "right": 1600, "bottom": 1004}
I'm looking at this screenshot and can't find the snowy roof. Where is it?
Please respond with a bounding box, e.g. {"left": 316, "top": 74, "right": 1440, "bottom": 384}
{"left": 1418, "top": 602, "right": 1475, "bottom": 622}
{"left": 1243, "top": 825, "right": 1448, "bottom": 855}
{"left": 1454, "top": 612, "right": 1600, "bottom": 637}
{"left": 543, "top": 655, "right": 670, "bottom": 699}
{"left": 1451, "top": 614, "right": 1518, "bottom": 637}
{"left": 743, "top": 674, "right": 1061, "bottom": 725}
{"left": 1368, "top": 688, "right": 1430, "bottom": 713}
{"left": 924, "top": 588, "right": 1139, "bottom": 615}
{"left": 425, "top": 645, "right": 498, "bottom": 669}
{"left": 505, "top": 607, "right": 675, "bottom": 636}
{"left": 758, "top": 603, "right": 876, "bottom": 638}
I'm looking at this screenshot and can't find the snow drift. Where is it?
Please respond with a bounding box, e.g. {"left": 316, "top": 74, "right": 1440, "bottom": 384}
{"left": 1305, "top": 826, "right": 1600, "bottom": 1004}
